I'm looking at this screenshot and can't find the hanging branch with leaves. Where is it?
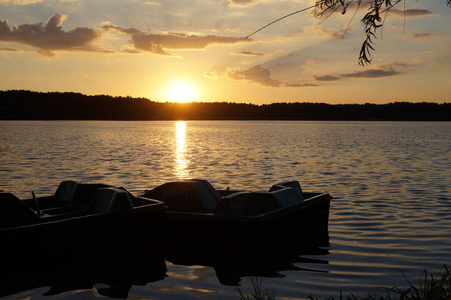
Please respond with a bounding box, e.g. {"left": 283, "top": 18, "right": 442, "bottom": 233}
{"left": 245, "top": 0, "right": 450, "bottom": 65}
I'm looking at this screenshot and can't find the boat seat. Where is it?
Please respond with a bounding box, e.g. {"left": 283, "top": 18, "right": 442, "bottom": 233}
{"left": 52, "top": 180, "right": 79, "bottom": 207}
{"left": 217, "top": 192, "right": 280, "bottom": 216}
{"left": 217, "top": 187, "right": 303, "bottom": 216}
{"left": 269, "top": 181, "right": 303, "bottom": 196}
{"left": 71, "top": 183, "right": 112, "bottom": 209}
{"left": 89, "top": 188, "right": 133, "bottom": 214}
{"left": 0, "top": 192, "right": 38, "bottom": 227}
{"left": 142, "top": 180, "right": 221, "bottom": 213}
{"left": 37, "top": 182, "right": 115, "bottom": 215}
{"left": 270, "top": 186, "right": 304, "bottom": 205}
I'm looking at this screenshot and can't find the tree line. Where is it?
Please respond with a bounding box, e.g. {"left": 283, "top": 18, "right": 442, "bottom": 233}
{"left": 0, "top": 90, "right": 449, "bottom": 121}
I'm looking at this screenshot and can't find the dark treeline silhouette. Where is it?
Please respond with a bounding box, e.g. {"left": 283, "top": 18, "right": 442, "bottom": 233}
{"left": 1, "top": 90, "right": 449, "bottom": 121}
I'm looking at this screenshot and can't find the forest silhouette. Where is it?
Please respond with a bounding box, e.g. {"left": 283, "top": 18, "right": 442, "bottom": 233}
{"left": 0, "top": 90, "right": 449, "bottom": 121}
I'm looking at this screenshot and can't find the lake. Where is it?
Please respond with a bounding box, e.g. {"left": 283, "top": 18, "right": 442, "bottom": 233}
{"left": 1, "top": 120, "right": 450, "bottom": 299}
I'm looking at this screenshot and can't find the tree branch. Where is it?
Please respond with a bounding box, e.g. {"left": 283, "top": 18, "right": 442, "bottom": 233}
{"left": 244, "top": 0, "right": 450, "bottom": 65}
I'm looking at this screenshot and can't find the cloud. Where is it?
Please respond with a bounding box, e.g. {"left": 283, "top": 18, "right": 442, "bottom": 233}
{"left": 313, "top": 1, "right": 370, "bottom": 17}
{"left": 313, "top": 61, "right": 415, "bottom": 81}
{"left": 312, "top": 27, "right": 349, "bottom": 38}
{"left": 0, "top": 0, "right": 81, "bottom": 3}
{"left": 314, "top": 74, "right": 340, "bottom": 81}
{"left": 120, "top": 49, "right": 142, "bottom": 54}
{"left": 289, "top": 26, "right": 350, "bottom": 39}
{"left": 0, "top": 47, "right": 18, "bottom": 51}
{"left": 225, "top": 64, "right": 317, "bottom": 87}
{"left": 102, "top": 25, "right": 141, "bottom": 35}
{"left": 38, "top": 49, "right": 57, "bottom": 57}
{"left": 321, "top": 61, "right": 416, "bottom": 80}
{"left": 102, "top": 25, "right": 250, "bottom": 55}
{"left": 232, "top": 50, "right": 284, "bottom": 56}
{"left": 341, "top": 68, "right": 400, "bottom": 78}
{"left": 0, "top": 0, "right": 42, "bottom": 4}
{"left": 406, "top": 33, "right": 443, "bottom": 39}
{"left": 0, "top": 14, "right": 102, "bottom": 54}
{"left": 229, "top": 0, "right": 259, "bottom": 7}
{"left": 305, "top": 59, "right": 318, "bottom": 65}
{"left": 145, "top": 1, "right": 162, "bottom": 5}
{"left": 204, "top": 71, "right": 220, "bottom": 79}
{"left": 0, "top": 18, "right": 248, "bottom": 56}
{"left": 378, "top": 61, "right": 421, "bottom": 69}
{"left": 233, "top": 50, "right": 267, "bottom": 56}
{"left": 314, "top": 2, "right": 434, "bottom": 20}
{"left": 390, "top": 9, "right": 435, "bottom": 17}
{"left": 132, "top": 33, "right": 249, "bottom": 55}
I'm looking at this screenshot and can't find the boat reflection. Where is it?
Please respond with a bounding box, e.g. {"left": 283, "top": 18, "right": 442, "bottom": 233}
{"left": 0, "top": 238, "right": 167, "bottom": 299}
{"left": 0, "top": 233, "right": 330, "bottom": 298}
{"left": 165, "top": 233, "right": 330, "bottom": 286}
{"left": 174, "top": 121, "right": 189, "bottom": 179}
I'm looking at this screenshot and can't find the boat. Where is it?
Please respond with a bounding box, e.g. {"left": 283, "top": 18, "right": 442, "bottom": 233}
{"left": 0, "top": 180, "right": 166, "bottom": 257}
{"left": 142, "top": 179, "right": 332, "bottom": 244}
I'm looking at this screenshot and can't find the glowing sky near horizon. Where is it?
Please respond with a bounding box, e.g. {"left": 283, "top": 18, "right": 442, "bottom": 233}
{"left": 0, "top": 0, "right": 450, "bottom": 104}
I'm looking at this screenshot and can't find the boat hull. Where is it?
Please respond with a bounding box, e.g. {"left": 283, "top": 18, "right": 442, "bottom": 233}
{"left": 163, "top": 192, "right": 331, "bottom": 246}
{"left": 0, "top": 204, "right": 166, "bottom": 270}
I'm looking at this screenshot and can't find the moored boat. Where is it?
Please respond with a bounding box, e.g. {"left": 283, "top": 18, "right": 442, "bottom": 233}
{"left": 0, "top": 181, "right": 166, "bottom": 257}
{"left": 142, "top": 180, "right": 332, "bottom": 244}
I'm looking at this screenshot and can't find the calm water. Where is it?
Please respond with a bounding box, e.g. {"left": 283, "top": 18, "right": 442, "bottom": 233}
{"left": 1, "top": 121, "right": 450, "bottom": 299}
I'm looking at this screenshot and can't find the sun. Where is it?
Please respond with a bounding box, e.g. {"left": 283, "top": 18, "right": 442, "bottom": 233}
{"left": 166, "top": 81, "right": 196, "bottom": 103}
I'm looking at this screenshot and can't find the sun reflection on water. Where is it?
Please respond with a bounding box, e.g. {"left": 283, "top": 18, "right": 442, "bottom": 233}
{"left": 174, "top": 121, "right": 189, "bottom": 178}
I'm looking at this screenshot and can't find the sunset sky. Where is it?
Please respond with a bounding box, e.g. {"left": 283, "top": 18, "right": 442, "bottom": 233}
{"left": 0, "top": 0, "right": 450, "bottom": 104}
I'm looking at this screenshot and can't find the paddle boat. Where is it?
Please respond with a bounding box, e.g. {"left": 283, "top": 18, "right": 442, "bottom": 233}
{"left": 0, "top": 181, "right": 166, "bottom": 254}
{"left": 142, "top": 180, "right": 332, "bottom": 243}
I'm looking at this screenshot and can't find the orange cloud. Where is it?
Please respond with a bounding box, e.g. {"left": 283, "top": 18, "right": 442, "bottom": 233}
{"left": 144, "top": 34, "right": 247, "bottom": 55}
{"left": 314, "top": 74, "right": 340, "bottom": 81}
{"left": 102, "top": 25, "right": 141, "bottom": 35}
{"left": 133, "top": 33, "right": 249, "bottom": 54}
{"left": 313, "top": 27, "right": 349, "bottom": 38}
{"left": 390, "top": 9, "right": 435, "bottom": 17}
{"left": 226, "top": 64, "right": 317, "bottom": 87}
{"left": 378, "top": 61, "right": 421, "bottom": 69}
{"left": 0, "top": 0, "right": 42, "bottom": 4}
{"left": 233, "top": 50, "right": 267, "bottom": 56}
{"left": 232, "top": 50, "right": 284, "bottom": 56}
{"left": 0, "top": 47, "right": 18, "bottom": 52}
{"left": 406, "top": 33, "right": 443, "bottom": 39}
{"left": 145, "top": 1, "right": 162, "bottom": 5}
{"left": 229, "top": 0, "right": 258, "bottom": 7}
{"left": 204, "top": 71, "right": 220, "bottom": 79}
{"left": 341, "top": 68, "right": 400, "bottom": 78}
{"left": 102, "top": 25, "right": 250, "bottom": 55}
{"left": 0, "top": 14, "right": 101, "bottom": 54}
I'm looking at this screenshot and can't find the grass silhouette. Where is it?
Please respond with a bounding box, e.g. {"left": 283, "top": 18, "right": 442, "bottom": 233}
{"left": 239, "top": 265, "right": 450, "bottom": 300}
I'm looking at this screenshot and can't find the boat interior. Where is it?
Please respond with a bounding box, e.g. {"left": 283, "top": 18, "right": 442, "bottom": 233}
{"left": 143, "top": 180, "right": 316, "bottom": 217}
{"left": 1, "top": 179, "right": 328, "bottom": 229}
{"left": 0, "top": 181, "right": 161, "bottom": 228}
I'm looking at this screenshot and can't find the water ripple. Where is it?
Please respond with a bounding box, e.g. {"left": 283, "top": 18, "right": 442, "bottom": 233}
{"left": 1, "top": 120, "right": 450, "bottom": 299}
